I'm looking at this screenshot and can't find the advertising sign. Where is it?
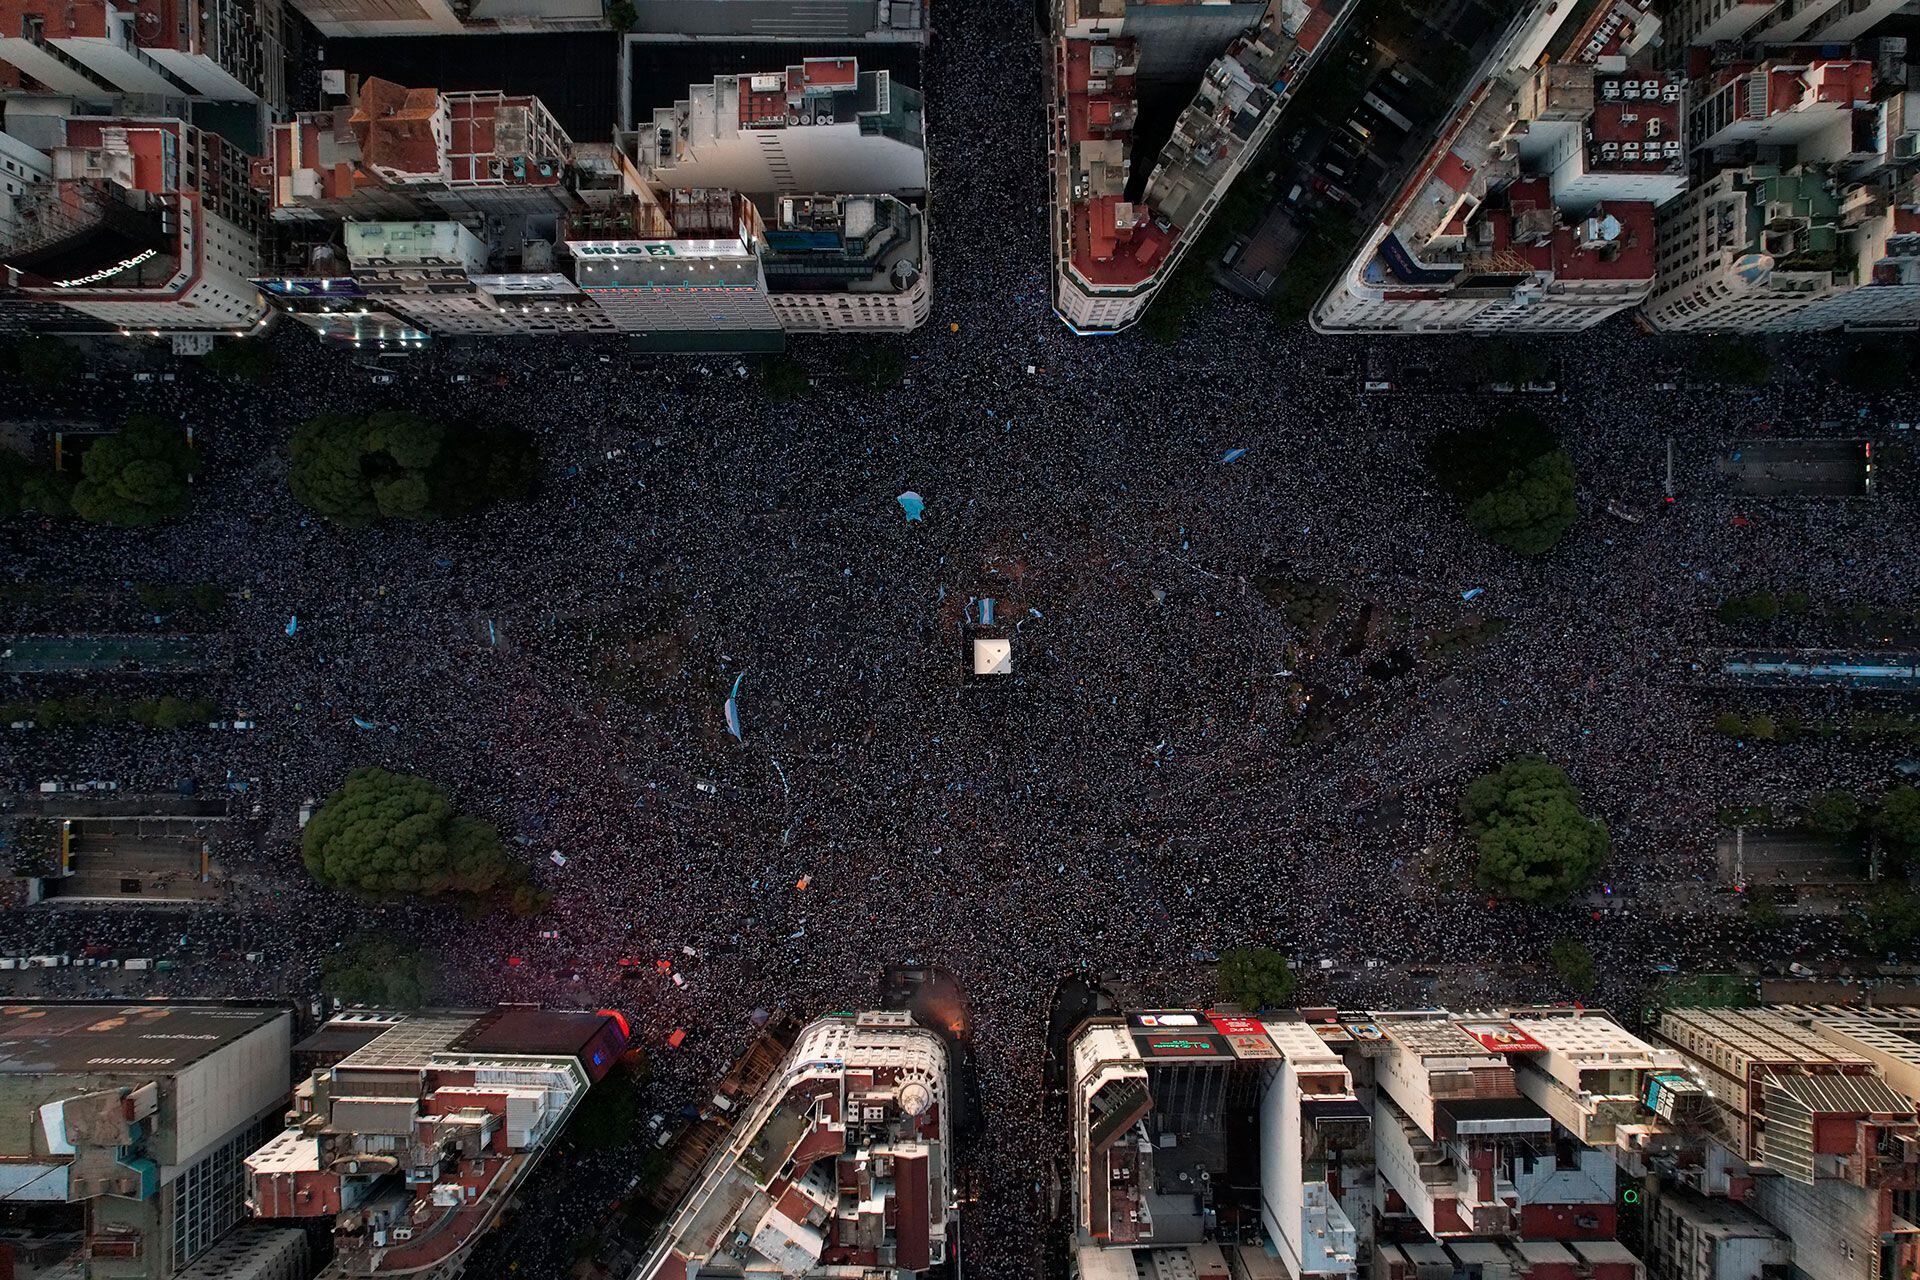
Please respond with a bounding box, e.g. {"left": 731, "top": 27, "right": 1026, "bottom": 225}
{"left": 1459, "top": 1021, "right": 1547, "bottom": 1054}
{"left": 568, "top": 238, "right": 749, "bottom": 260}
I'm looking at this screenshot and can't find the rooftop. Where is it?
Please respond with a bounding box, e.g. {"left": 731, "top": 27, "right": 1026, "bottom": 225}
{"left": 0, "top": 1003, "right": 286, "bottom": 1075}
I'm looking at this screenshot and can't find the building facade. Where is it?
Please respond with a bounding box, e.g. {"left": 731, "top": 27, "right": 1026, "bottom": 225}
{"left": 0, "top": 1002, "right": 294, "bottom": 1280}
{"left": 1068, "top": 1007, "right": 1706, "bottom": 1280}
{"left": 1315, "top": 0, "right": 1687, "bottom": 333}
{"left": 1644, "top": 59, "right": 1920, "bottom": 331}
{"left": 634, "top": 1010, "right": 953, "bottom": 1280}
{"left": 245, "top": 1005, "right": 628, "bottom": 1280}
{"left": 0, "top": 115, "right": 269, "bottom": 333}
{"left": 1049, "top": 0, "right": 1356, "bottom": 334}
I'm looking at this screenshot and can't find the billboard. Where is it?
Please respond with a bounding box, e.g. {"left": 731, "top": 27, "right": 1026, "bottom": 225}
{"left": 569, "top": 238, "right": 750, "bottom": 259}
{"left": 1205, "top": 1012, "right": 1280, "bottom": 1059}
{"left": 1459, "top": 1021, "right": 1547, "bottom": 1054}
{"left": 472, "top": 273, "right": 580, "bottom": 295}
{"left": 257, "top": 277, "right": 364, "bottom": 298}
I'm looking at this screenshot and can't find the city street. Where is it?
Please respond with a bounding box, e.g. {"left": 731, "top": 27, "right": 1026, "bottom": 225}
{"left": 1, "top": 3, "right": 1916, "bottom": 1275}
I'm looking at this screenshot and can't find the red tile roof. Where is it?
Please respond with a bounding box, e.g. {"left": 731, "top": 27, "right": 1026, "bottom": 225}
{"left": 351, "top": 77, "right": 443, "bottom": 176}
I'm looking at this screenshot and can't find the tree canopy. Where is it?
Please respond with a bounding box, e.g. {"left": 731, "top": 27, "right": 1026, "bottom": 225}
{"left": 1463, "top": 755, "right": 1610, "bottom": 903}
{"left": 302, "top": 766, "right": 526, "bottom": 900}
{"left": 322, "top": 936, "right": 438, "bottom": 1008}
{"left": 1427, "top": 411, "right": 1577, "bottom": 557}
{"left": 1217, "top": 946, "right": 1297, "bottom": 1009}
{"left": 70, "top": 416, "right": 197, "bottom": 527}
{"left": 12, "top": 336, "right": 83, "bottom": 390}
{"left": 762, "top": 357, "right": 811, "bottom": 404}
{"left": 1803, "top": 789, "right": 1863, "bottom": 841}
{"left": 1875, "top": 786, "right": 1920, "bottom": 871}
{"left": 289, "top": 411, "right": 536, "bottom": 525}
{"left": 1547, "top": 935, "right": 1597, "bottom": 995}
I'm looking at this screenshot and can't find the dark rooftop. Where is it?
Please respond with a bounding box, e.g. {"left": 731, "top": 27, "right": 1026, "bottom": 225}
{"left": 0, "top": 1003, "right": 286, "bottom": 1075}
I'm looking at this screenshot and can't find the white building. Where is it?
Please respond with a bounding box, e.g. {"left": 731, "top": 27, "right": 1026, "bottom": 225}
{"left": 634, "top": 57, "right": 926, "bottom": 201}
{"left": 1644, "top": 71, "right": 1920, "bottom": 332}
{"left": 0, "top": 117, "right": 269, "bottom": 334}
{"left": 1315, "top": 0, "right": 1686, "bottom": 334}
{"left": 0, "top": 128, "right": 53, "bottom": 240}
{"left": 0, "top": 0, "right": 285, "bottom": 110}
{"left": 634, "top": 1011, "right": 953, "bottom": 1280}
{"left": 1048, "top": 0, "right": 1357, "bottom": 334}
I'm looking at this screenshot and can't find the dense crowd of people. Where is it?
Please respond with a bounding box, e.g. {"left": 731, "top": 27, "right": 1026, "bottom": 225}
{"left": 0, "top": 2, "right": 1915, "bottom": 1275}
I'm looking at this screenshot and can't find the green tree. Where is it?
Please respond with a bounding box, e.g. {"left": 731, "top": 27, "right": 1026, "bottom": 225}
{"left": 1804, "top": 789, "right": 1863, "bottom": 841}
{"left": 1713, "top": 711, "right": 1746, "bottom": 737}
{"left": 843, "top": 344, "right": 907, "bottom": 390}
{"left": 70, "top": 416, "right": 197, "bottom": 526}
{"left": 302, "top": 766, "right": 524, "bottom": 900}
{"left": 605, "top": 0, "right": 636, "bottom": 28}
{"left": 1483, "top": 340, "right": 1552, "bottom": 386}
{"left": 762, "top": 357, "right": 810, "bottom": 404}
{"left": 1463, "top": 450, "right": 1578, "bottom": 556}
{"left": 1874, "top": 786, "right": 1920, "bottom": 871}
{"left": 1463, "top": 755, "right": 1610, "bottom": 903}
{"left": 1547, "top": 935, "right": 1597, "bottom": 995}
{"left": 430, "top": 424, "right": 539, "bottom": 516}
{"left": 201, "top": 338, "right": 278, "bottom": 382}
{"left": 1217, "top": 946, "right": 1297, "bottom": 1009}
{"left": 1746, "top": 712, "right": 1778, "bottom": 741}
{"left": 1428, "top": 411, "right": 1577, "bottom": 556}
{"left": 322, "top": 936, "right": 438, "bottom": 1008}
{"left": 289, "top": 414, "right": 380, "bottom": 524}
{"left": 1857, "top": 888, "right": 1920, "bottom": 954}
{"left": 0, "top": 450, "right": 35, "bottom": 518}
{"left": 14, "top": 336, "right": 83, "bottom": 391}
{"left": 1838, "top": 340, "right": 1911, "bottom": 393}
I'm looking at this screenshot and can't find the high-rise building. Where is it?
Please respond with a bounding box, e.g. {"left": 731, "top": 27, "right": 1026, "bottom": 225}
{"left": 1048, "top": 0, "right": 1356, "bottom": 334}
{"left": 1666, "top": 0, "right": 1904, "bottom": 53}
{"left": 245, "top": 1005, "right": 629, "bottom": 1280}
{"left": 1068, "top": 1006, "right": 1703, "bottom": 1280}
{"left": 0, "top": 1002, "right": 295, "bottom": 1280}
{"left": 632, "top": 57, "right": 925, "bottom": 201}
{"left": 1643, "top": 57, "right": 1920, "bottom": 331}
{"left": 633, "top": 1010, "right": 953, "bottom": 1280}
{"left": 252, "top": 69, "right": 931, "bottom": 347}
{"left": 623, "top": 0, "right": 926, "bottom": 44}
{"left": 1649, "top": 1007, "right": 1920, "bottom": 1280}
{"left": 1315, "top": 0, "right": 1687, "bottom": 333}
{"left": 0, "top": 0, "right": 285, "bottom": 111}
{"left": 0, "top": 115, "right": 269, "bottom": 334}
{"left": 278, "top": 0, "right": 599, "bottom": 37}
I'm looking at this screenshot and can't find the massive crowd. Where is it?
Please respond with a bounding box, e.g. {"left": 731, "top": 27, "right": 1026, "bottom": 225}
{"left": 1, "top": 1, "right": 1915, "bottom": 1275}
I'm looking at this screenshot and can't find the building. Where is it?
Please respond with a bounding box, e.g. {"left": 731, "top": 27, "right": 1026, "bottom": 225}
{"left": 0, "top": 1002, "right": 294, "bottom": 1280}
{"left": 0, "top": 115, "right": 269, "bottom": 335}
{"left": 1048, "top": 0, "right": 1355, "bottom": 334}
{"left": 633, "top": 1010, "right": 953, "bottom": 1280}
{"left": 244, "top": 1005, "right": 629, "bottom": 1280}
{"left": 1643, "top": 1184, "right": 1791, "bottom": 1280}
{"left": 0, "top": 0, "right": 285, "bottom": 111}
{"left": 1315, "top": 0, "right": 1687, "bottom": 333}
{"left": 624, "top": 0, "right": 926, "bottom": 43}
{"left": 1068, "top": 1007, "right": 1703, "bottom": 1280}
{"left": 1649, "top": 1006, "right": 1920, "bottom": 1280}
{"left": 1643, "top": 57, "right": 1920, "bottom": 331}
{"left": 278, "top": 0, "right": 599, "bottom": 37}
{"left": 631, "top": 57, "right": 925, "bottom": 201}
{"left": 761, "top": 192, "right": 928, "bottom": 331}
{"left": 1667, "top": 0, "right": 1904, "bottom": 54}
{"left": 0, "top": 123, "right": 52, "bottom": 238}
{"left": 252, "top": 75, "right": 619, "bottom": 343}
